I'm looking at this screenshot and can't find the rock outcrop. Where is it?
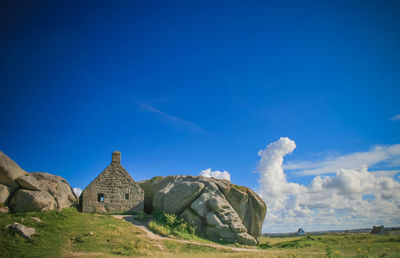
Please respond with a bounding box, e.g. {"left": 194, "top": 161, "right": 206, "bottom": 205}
{"left": 0, "top": 151, "right": 78, "bottom": 212}
{"left": 0, "top": 151, "right": 27, "bottom": 190}
{"left": 0, "top": 184, "right": 12, "bottom": 204}
{"left": 138, "top": 175, "right": 266, "bottom": 245}
{"left": 5, "top": 222, "right": 35, "bottom": 239}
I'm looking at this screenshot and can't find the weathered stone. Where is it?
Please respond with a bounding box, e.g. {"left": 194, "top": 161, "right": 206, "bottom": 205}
{"left": 81, "top": 151, "right": 144, "bottom": 213}
{"left": 235, "top": 232, "right": 258, "bottom": 246}
{"left": 0, "top": 152, "right": 78, "bottom": 213}
{"left": 243, "top": 188, "right": 267, "bottom": 242}
{"left": 190, "top": 194, "right": 210, "bottom": 218}
{"left": 16, "top": 174, "right": 42, "bottom": 191}
{"left": 190, "top": 183, "right": 220, "bottom": 218}
{"left": 153, "top": 184, "right": 173, "bottom": 212}
{"left": 162, "top": 182, "right": 205, "bottom": 214}
{"left": 0, "top": 151, "right": 27, "bottom": 189}
{"left": 139, "top": 175, "right": 266, "bottom": 245}
{"left": 204, "top": 226, "right": 220, "bottom": 242}
{"left": 179, "top": 208, "right": 205, "bottom": 233}
{"left": 30, "top": 172, "right": 78, "bottom": 210}
{"left": 208, "top": 196, "right": 247, "bottom": 234}
{"left": 6, "top": 222, "right": 35, "bottom": 239}
{"left": 0, "top": 206, "right": 9, "bottom": 213}
{"left": 206, "top": 212, "right": 225, "bottom": 228}
{"left": 0, "top": 184, "right": 12, "bottom": 204}
{"left": 225, "top": 187, "right": 248, "bottom": 221}
{"left": 10, "top": 189, "right": 56, "bottom": 212}
{"left": 214, "top": 226, "right": 235, "bottom": 241}
{"left": 204, "top": 226, "right": 235, "bottom": 243}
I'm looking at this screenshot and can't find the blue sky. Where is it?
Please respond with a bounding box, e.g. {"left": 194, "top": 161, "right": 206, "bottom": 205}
{"left": 1, "top": 1, "right": 400, "bottom": 232}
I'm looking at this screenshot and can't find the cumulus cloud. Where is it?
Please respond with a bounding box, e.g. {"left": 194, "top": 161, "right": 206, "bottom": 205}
{"left": 200, "top": 168, "right": 231, "bottom": 181}
{"left": 257, "top": 137, "right": 306, "bottom": 210}
{"left": 73, "top": 187, "right": 83, "bottom": 197}
{"left": 390, "top": 114, "right": 400, "bottom": 121}
{"left": 257, "top": 138, "right": 400, "bottom": 233}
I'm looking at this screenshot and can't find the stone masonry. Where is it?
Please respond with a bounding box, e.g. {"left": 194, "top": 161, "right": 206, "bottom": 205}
{"left": 81, "top": 151, "right": 144, "bottom": 213}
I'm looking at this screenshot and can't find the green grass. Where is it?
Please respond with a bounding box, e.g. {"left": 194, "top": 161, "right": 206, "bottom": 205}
{"left": 2, "top": 208, "right": 400, "bottom": 257}
{"left": 258, "top": 233, "right": 400, "bottom": 257}
{"left": 148, "top": 209, "right": 213, "bottom": 243}
{"left": 149, "top": 210, "right": 207, "bottom": 241}
{"left": 0, "top": 207, "right": 160, "bottom": 257}
{"left": 0, "top": 207, "right": 234, "bottom": 257}
{"left": 163, "top": 240, "right": 232, "bottom": 254}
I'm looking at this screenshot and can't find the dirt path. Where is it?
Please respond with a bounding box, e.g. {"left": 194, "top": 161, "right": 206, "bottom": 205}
{"left": 113, "top": 215, "right": 261, "bottom": 253}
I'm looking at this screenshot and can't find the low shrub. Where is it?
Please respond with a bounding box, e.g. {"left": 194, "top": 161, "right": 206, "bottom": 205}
{"left": 149, "top": 209, "right": 196, "bottom": 239}
{"left": 134, "top": 211, "right": 148, "bottom": 222}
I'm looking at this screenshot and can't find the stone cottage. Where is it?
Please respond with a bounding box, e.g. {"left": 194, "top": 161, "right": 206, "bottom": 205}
{"left": 81, "top": 151, "right": 144, "bottom": 213}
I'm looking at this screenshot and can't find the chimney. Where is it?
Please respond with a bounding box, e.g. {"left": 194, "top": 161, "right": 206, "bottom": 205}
{"left": 112, "top": 151, "right": 121, "bottom": 164}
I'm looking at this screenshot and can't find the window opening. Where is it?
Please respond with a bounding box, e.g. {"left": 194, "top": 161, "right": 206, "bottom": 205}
{"left": 125, "top": 193, "right": 129, "bottom": 200}
{"left": 97, "top": 193, "right": 104, "bottom": 202}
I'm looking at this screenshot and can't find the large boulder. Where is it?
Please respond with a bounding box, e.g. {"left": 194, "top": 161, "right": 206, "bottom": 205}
{"left": 29, "top": 172, "right": 78, "bottom": 209}
{"left": 0, "top": 151, "right": 27, "bottom": 190}
{"left": 16, "top": 175, "right": 42, "bottom": 191}
{"left": 0, "top": 151, "right": 78, "bottom": 213}
{"left": 156, "top": 181, "right": 205, "bottom": 214}
{"left": 10, "top": 172, "right": 78, "bottom": 212}
{"left": 9, "top": 189, "right": 56, "bottom": 212}
{"left": 0, "top": 184, "right": 12, "bottom": 204}
{"left": 138, "top": 176, "right": 267, "bottom": 245}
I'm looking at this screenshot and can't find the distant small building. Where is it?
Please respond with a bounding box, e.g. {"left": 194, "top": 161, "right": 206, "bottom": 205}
{"left": 371, "top": 225, "right": 386, "bottom": 235}
{"left": 81, "top": 151, "right": 144, "bottom": 213}
{"left": 296, "top": 228, "right": 306, "bottom": 236}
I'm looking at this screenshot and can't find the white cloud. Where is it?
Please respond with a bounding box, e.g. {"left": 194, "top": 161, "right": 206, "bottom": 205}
{"left": 284, "top": 144, "right": 400, "bottom": 176}
{"left": 73, "top": 187, "right": 83, "bottom": 197}
{"left": 257, "top": 137, "right": 306, "bottom": 210}
{"left": 140, "top": 102, "right": 207, "bottom": 133}
{"left": 390, "top": 114, "right": 400, "bottom": 121}
{"left": 200, "top": 168, "right": 231, "bottom": 181}
{"left": 369, "top": 169, "right": 400, "bottom": 178}
{"left": 257, "top": 138, "right": 400, "bottom": 233}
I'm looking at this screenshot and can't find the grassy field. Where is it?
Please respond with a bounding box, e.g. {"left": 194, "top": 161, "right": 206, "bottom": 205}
{"left": 1, "top": 208, "right": 400, "bottom": 257}
{"left": 0, "top": 208, "right": 235, "bottom": 257}
{"left": 258, "top": 233, "right": 400, "bottom": 257}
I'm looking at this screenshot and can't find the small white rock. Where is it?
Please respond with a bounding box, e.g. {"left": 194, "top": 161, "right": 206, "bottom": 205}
{"left": 31, "top": 217, "right": 42, "bottom": 223}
